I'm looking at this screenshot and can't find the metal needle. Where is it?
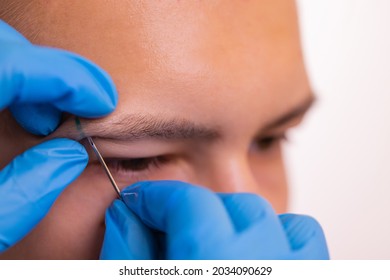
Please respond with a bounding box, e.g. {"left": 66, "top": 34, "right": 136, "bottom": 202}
{"left": 87, "top": 136, "right": 122, "bottom": 199}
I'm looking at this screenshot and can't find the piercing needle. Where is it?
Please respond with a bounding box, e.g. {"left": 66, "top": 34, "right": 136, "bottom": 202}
{"left": 87, "top": 136, "right": 122, "bottom": 199}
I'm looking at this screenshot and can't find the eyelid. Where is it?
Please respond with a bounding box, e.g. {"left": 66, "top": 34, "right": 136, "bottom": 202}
{"left": 104, "top": 155, "right": 170, "bottom": 180}
{"left": 259, "top": 114, "right": 305, "bottom": 137}
{"left": 83, "top": 138, "right": 187, "bottom": 159}
{"left": 253, "top": 133, "right": 288, "bottom": 151}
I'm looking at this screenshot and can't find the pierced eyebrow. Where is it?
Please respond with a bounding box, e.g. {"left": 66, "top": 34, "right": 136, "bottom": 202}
{"left": 261, "top": 95, "right": 316, "bottom": 132}
{"left": 82, "top": 95, "right": 314, "bottom": 141}
{"left": 80, "top": 115, "right": 221, "bottom": 142}
{"left": 51, "top": 94, "right": 315, "bottom": 142}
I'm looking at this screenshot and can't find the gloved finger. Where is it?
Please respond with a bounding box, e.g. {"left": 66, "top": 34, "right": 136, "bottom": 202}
{"left": 0, "top": 139, "right": 88, "bottom": 252}
{"left": 0, "top": 23, "right": 117, "bottom": 135}
{"left": 219, "top": 194, "right": 291, "bottom": 258}
{"left": 100, "top": 200, "right": 157, "bottom": 260}
{"left": 279, "top": 214, "right": 330, "bottom": 259}
{"left": 0, "top": 20, "right": 30, "bottom": 44}
{"left": 218, "top": 193, "right": 269, "bottom": 232}
{"left": 3, "top": 46, "right": 118, "bottom": 135}
{"left": 121, "top": 181, "right": 235, "bottom": 259}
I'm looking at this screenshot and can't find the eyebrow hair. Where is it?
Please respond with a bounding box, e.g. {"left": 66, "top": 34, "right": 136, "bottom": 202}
{"left": 260, "top": 95, "right": 316, "bottom": 132}
{"left": 59, "top": 94, "right": 315, "bottom": 142}
{"left": 84, "top": 115, "right": 222, "bottom": 142}
{"left": 0, "top": 1, "right": 41, "bottom": 41}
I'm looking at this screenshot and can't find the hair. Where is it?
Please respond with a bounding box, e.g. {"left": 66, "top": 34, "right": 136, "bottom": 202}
{"left": 0, "top": 1, "right": 41, "bottom": 41}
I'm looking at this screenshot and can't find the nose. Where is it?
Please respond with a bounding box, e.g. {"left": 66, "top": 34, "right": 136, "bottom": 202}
{"left": 195, "top": 152, "right": 288, "bottom": 213}
{"left": 200, "top": 154, "right": 260, "bottom": 194}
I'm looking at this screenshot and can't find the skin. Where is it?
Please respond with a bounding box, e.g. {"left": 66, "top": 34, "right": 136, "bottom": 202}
{"left": 0, "top": 0, "right": 313, "bottom": 259}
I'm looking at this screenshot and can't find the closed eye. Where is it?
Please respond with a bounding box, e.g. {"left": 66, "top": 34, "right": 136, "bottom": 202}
{"left": 253, "top": 133, "right": 288, "bottom": 152}
{"left": 105, "top": 156, "right": 170, "bottom": 176}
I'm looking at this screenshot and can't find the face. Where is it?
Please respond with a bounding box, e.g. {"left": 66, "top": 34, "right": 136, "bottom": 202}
{"left": 0, "top": 0, "right": 313, "bottom": 259}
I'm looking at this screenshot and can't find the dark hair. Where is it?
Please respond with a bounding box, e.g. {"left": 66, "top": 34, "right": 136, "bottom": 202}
{"left": 0, "top": 1, "right": 40, "bottom": 40}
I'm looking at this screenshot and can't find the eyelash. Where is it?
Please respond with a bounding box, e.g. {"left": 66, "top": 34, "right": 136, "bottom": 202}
{"left": 255, "top": 133, "right": 288, "bottom": 151}
{"left": 106, "top": 156, "right": 169, "bottom": 175}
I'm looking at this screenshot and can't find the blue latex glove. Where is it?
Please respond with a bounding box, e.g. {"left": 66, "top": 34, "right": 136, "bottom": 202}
{"left": 0, "top": 20, "right": 118, "bottom": 252}
{"left": 0, "top": 20, "right": 117, "bottom": 135}
{"left": 0, "top": 139, "right": 88, "bottom": 252}
{"left": 101, "top": 181, "right": 329, "bottom": 259}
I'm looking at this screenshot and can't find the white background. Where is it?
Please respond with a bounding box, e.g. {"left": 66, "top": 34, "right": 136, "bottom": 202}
{"left": 286, "top": 0, "right": 390, "bottom": 259}
{"left": 1, "top": 260, "right": 389, "bottom": 280}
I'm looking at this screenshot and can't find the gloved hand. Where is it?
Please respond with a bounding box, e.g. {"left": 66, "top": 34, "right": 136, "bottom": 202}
{"left": 101, "top": 181, "right": 329, "bottom": 259}
{"left": 0, "top": 20, "right": 117, "bottom": 135}
{"left": 0, "top": 20, "right": 117, "bottom": 253}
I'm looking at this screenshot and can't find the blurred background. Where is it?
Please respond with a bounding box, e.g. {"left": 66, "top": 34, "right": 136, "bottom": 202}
{"left": 285, "top": 0, "right": 390, "bottom": 259}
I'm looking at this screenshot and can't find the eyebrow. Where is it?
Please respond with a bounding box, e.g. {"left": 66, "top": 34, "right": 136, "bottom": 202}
{"left": 71, "top": 94, "right": 315, "bottom": 142}
{"left": 83, "top": 116, "right": 221, "bottom": 142}
{"left": 261, "top": 95, "right": 315, "bottom": 132}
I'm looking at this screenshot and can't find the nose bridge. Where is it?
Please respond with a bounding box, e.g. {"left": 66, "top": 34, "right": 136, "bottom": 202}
{"left": 201, "top": 152, "right": 259, "bottom": 194}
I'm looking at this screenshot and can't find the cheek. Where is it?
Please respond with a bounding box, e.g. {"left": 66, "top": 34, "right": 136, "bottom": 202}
{"left": 44, "top": 165, "right": 119, "bottom": 258}
{"left": 3, "top": 165, "right": 118, "bottom": 259}
{"left": 31, "top": 161, "right": 197, "bottom": 259}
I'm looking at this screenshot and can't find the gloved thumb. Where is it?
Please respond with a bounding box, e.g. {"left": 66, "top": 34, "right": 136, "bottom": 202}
{"left": 100, "top": 200, "right": 156, "bottom": 260}
{"left": 279, "top": 214, "right": 330, "bottom": 259}
{"left": 0, "top": 139, "right": 88, "bottom": 252}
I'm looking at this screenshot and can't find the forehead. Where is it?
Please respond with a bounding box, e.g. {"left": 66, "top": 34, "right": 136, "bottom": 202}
{"left": 26, "top": 0, "right": 308, "bottom": 131}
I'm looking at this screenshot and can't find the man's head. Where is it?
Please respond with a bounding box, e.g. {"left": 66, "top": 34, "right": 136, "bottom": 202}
{"left": 0, "top": 0, "right": 313, "bottom": 259}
